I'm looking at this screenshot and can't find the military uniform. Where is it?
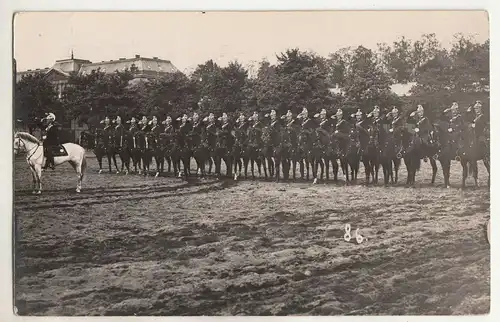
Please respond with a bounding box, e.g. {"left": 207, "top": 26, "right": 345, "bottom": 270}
{"left": 472, "top": 112, "right": 488, "bottom": 156}
{"left": 415, "top": 115, "right": 432, "bottom": 144}
{"left": 247, "top": 119, "right": 264, "bottom": 147}
{"left": 128, "top": 121, "right": 139, "bottom": 149}
{"left": 114, "top": 122, "right": 125, "bottom": 151}
{"left": 42, "top": 120, "right": 62, "bottom": 169}
{"left": 234, "top": 119, "right": 248, "bottom": 147}
{"left": 190, "top": 119, "right": 206, "bottom": 148}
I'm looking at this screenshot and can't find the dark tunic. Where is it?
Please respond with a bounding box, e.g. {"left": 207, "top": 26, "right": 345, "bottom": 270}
{"left": 43, "top": 122, "right": 62, "bottom": 147}
{"left": 218, "top": 122, "right": 233, "bottom": 148}
{"left": 247, "top": 121, "right": 264, "bottom": 147}
{"left": 415, "top": 116, "right": 432, "bottom": 141}
{"left": 473, "top": 113, "right": 487, "bottom": 142}
{"left": 103, "top": 125, "right": 114, "bottom": 147}
{"left": 234, "top": 122, "right": 248, "bottom": 147}
{"left": 129, "top": 124, "right": 140, "bottom": 148}
{"left": 114, "top": 124, "right": 125, "bottom": 148}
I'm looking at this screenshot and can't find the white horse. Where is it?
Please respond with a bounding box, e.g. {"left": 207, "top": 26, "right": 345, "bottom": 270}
{"left": 13, "top": 132, "right": 87, "bottom": 194}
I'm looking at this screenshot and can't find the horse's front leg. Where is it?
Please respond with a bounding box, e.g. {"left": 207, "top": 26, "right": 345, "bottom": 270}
{"left": 107, "top": 152, "right": 113, "bottom": 173}
{"left": 262, "top": 155, "right": 269, "bottom": 179}
{"left": 332, "top": 158, "right": 339, "bottom": 181}
{"left": 112, "top": 152, "right": 119, "bottom": 173}
{"left": 275, "top": 156, "right": 281, "bottom": 182}
{"left": 34, "top": 164, "right": 43, "bottom": 194}
{"left": 461, "top": 159, "right": 468, "bottom": 189}
{"left": 430, "top": 157, "right": 437, "bottom": 185}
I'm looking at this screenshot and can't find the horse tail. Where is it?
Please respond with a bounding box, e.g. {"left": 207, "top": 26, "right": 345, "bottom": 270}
{"left": 416, "top": 157, "right": 421, "bottom": 172}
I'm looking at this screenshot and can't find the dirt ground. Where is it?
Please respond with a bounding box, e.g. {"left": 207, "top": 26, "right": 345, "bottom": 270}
{"left": 13, "top": 154, "right": 490, "bottom": 316}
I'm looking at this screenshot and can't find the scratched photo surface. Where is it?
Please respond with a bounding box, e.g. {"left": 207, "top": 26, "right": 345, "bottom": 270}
{"left": 13, "top": 11, "right": 490, "bottom": 316}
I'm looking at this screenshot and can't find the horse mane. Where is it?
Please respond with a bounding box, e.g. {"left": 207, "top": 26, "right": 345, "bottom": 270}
{"left": 15, "top": 132, "right": 41, "bottom": 144}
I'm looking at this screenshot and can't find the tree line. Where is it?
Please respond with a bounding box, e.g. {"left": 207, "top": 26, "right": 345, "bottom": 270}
{"left": 15, "top": 33, "right": 489, "bottom": 131}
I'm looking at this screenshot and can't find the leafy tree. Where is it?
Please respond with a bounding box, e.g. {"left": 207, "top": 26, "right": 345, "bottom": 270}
{"left": 61, "top": 68, "right": 135, "bottom": 127}
{"left": 408, "top": 34, "right": 490, "bottom": 119}
{"left": 248, "top": 49, "right": 335, "bottom": 116}
{"left": 329, "top": 46, "right": 399, "bottom": 114}
{"left": 134, "top": 71, "right": 199, "bottom": 119}
{"left": 15, "top": 73, "right": 61, "bottom": 132}
{"left": 377, "top": 33, "right": 442, "bottom": 83}
{"left": 191, "top": 60, "right": 250, "bottom": 117}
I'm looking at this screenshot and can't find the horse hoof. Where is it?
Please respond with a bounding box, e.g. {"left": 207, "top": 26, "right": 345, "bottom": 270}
{"left": 76, "top": 188, "right": 81, "bottom": 193}
{"left": 313, "top": 178, "right": 318, "bottom": 184}
{"left": 32, "top": 190, "right": 37, "bottom": 195}
{"left": 98, "top": 170, "right": 102, "bottom": 174}
{"left": 155, "top": 172, "right": 159, "bottom": 178}
{"left": 36, "top": 191, "right": 41, "bottom": 195}
{"left": 116, "top": 171, "right": 120, "bottom": 174}
{"left": 234, "top": 173, "right": 238, "bottom": 181}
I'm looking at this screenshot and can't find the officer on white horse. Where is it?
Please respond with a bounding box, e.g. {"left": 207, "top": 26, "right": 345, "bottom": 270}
{"left": 41, "top": 112, "right": 61, "bottom": 170}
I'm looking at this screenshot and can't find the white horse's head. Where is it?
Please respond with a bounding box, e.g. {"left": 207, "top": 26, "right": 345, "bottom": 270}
{"left": 13, "top": 132, "right": 41, "bottom": 155}
{"left": 13, "top": 132, "right": 21, "bottom": 155}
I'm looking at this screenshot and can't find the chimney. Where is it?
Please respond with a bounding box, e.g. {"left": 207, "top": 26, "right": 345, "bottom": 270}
{"left": 135, "top": 54, "right": 140, "bottom": 58}
{"left": 153, "top": 56, "right": 158, "bottom": 60}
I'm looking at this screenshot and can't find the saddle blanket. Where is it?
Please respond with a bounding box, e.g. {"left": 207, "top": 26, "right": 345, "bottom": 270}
{"left": 46, "top": 145, "right": 68, "bottom": 157}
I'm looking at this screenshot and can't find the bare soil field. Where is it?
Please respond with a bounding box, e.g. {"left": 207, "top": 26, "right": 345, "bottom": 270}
{"left": 13, "top": 154, "right": 490, "bottom": 316}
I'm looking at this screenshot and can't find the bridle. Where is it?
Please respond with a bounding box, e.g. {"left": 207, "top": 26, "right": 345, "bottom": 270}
{"left": 14, "top": 136, "right": 41, "bottom": 161}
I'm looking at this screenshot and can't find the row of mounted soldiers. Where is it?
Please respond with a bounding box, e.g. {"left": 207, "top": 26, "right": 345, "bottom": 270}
{"left": 79, "top": 100, "right": 489, "bottom": 188}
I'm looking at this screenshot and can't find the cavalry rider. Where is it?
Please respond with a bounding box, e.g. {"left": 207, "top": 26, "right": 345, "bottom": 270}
{"left": 267, "top": 109, "right": 280, "bottom": 137}
{"left": 41, "top": 112, "right": 61, "bottom": 170}
{"left": 139, "top": 116, "right": 150, "bottom": 133}
{"left": 234, "top": 113, "right": 249, "bottom": 147}
{"left": 101, "top": 116, "right": 114, "bottom": 148}
{"left": 217, "top": 112, "right": 232, "bottom": 148}
{"left": 162, "top": 116, "right": 176, "bottom": 147}
{"left": 114, "top": 116, "right": 125, "bottom": 151}
{"left": 410, "top": 104, "right": 433, "bottom": 159}
{"left": 351, "top": 108, "right": 369, "bottom": 153}
{"left": 388, "top": 106, "right": 405, "bottom": 151}
{"left": 282, "top": 110, "right": 298, "bottom": 148}
{"left": 443, "top": 102, "right": 465, "bottom": 136}
{"left": 315, "top": 108, "right": 333, "bottom": 148}
{"left": 178, "top": 113, "right": 191, "bottom": 136}
{"left": 297, "top": 107, "right": 315, "bottom": 132}
{"left": 149, "top": 116, "right": 161, "bottom": 136}
{"left": 127, "top": 116, "right": 139, "bottom": 148}
{"left": 247, "top": 111, "right": 264, "bottom": 148}
{"left": 282, "top": 110, "right": 295, "bottom": 128}
{"left": 332, "top": 108, "right": 350, "bottom": 140}
{"left": 368, "top": 105, "right": 384, "bottom": 130}
{"left": 148, "top": 116, "right": 162, "bottom": 147}
{"left": 353, "top": 108, "right": 369, "bottom": 136}
{"left": 205, "top": 112, "right": 218, "bottom": 150}
{"left": 468, "top": 100, "right": 488, "bottom": 152}
{"left": 190, "top": 112, "right": 205, "bottom": 148}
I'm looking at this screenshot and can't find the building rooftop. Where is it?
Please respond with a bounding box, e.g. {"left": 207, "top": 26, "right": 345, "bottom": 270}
{"left": 16, "top": 54, "right": 179, "bottom": 82}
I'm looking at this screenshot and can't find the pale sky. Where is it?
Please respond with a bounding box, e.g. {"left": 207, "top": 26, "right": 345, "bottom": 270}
{"left": 13, "top": 11, "right": 489, "bottom": 73}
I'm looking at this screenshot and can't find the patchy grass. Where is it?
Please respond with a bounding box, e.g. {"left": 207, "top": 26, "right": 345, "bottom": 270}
{"left": 13, "top": 155, "right": 490, "bottom": 315}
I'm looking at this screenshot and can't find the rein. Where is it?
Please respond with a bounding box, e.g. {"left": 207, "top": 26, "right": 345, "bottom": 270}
{"left": 17, "top": 137, "right": 41, "bottom": 161}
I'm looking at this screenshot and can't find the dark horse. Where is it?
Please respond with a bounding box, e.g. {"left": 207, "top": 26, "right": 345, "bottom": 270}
{"left": 244, "top": 120, "right": 264, "bottom": 179}
{"left": 232, "top": 119, "right": 248, "bottom": 180}
{"left": 215, "top": 120, "right": 234, "bottom": 178}
{"left": 86, "top": 128, "right": 118, "bottom": 174}
{"left": 116, "top": 130, "right": 133, "bottom": 174}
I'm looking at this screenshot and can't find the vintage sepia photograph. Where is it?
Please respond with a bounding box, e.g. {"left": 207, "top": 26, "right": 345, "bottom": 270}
{"left": 12, "top": 11, "right": 490, "bottom": 316}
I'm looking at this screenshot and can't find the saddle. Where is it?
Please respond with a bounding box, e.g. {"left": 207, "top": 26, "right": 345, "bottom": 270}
{"left": 45, "top": 145, "right": 68, "bottom": 157}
